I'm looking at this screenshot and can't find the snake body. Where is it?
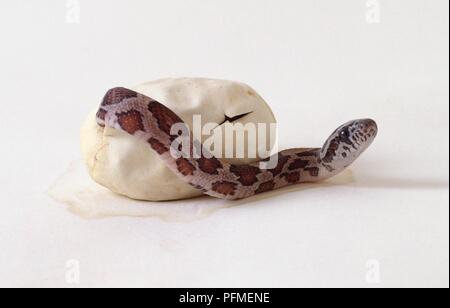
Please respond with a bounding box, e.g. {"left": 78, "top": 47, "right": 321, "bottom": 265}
{"left": 97, "top": 87, "right": 378, "bottom": 200}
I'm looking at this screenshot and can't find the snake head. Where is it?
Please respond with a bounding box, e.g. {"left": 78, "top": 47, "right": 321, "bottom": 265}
{"left": 320, "top": 119, "right": 378, "bottom": 168}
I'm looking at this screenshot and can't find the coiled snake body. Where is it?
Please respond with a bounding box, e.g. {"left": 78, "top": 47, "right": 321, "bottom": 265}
{"left": 97, "top": 87, "right": 378, "bottom": 200}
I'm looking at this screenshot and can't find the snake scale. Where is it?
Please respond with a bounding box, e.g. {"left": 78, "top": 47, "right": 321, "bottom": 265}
{"left": 96, "top": 87, "right": 378, "bottom": 200}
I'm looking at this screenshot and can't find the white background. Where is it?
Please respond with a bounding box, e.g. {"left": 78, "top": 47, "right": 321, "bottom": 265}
{"left": 0, "top": 0, "right": 448, "bottom": 288}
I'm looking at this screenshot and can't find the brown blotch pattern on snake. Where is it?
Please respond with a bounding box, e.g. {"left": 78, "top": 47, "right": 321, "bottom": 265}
{"left": 148, "top": 101, "right": 184, "bottom": 136}
{"left": 296, "top": 149, "right": 319, "bottom": 157}
{"left": 116, "top": 110, "right": 145, "bottom": 134}
{"left": 288, "top": 158, "right": 310, "bottom": 171}
{"left": 322, "top": 138, "right": 340, "bottom": 163}
{"left": 102, "top": 87, "right": 138, "bottom": 106}
{"left": 255, "top": 181, "right": 276, "bottom": 194}
{"left": 189, "top": 183, "right": 208, "bottom": 193}
{"left": 96, "top": 108, "right": 107, "bottom": 122}
{"left": 229, "top": 165, "right": 262, "bottom": 186}
{"left": 148, "top": 138, "right": 169, "bottom": 155}
{"left": 196, "top": 157, "right": 223, "bottom": 175}
{"left": 322, "top": 164, "right": 335, "bottom": 173}
{"left": 176, "top": 158, "right": 196, "bottom": 176}
{"left": 212, "top": 181, "right": 238, "bottom": 196}
{"left": 282, "top": 172, "right": 300, "bottom": 184}
{"left": 268, "top": 155, "right": 289, "bottom": 177}
{"left": 304, "top": 167, "right": 320, "bottom": 177}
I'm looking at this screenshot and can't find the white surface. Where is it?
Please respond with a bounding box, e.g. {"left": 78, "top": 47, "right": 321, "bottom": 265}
{"left": 0, "top": 0, "right": 448, "bottom": 288}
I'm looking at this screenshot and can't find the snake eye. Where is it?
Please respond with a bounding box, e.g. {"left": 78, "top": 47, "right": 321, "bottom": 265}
{"left": 340, "top": 129, "right": 350, "bottom": 139}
